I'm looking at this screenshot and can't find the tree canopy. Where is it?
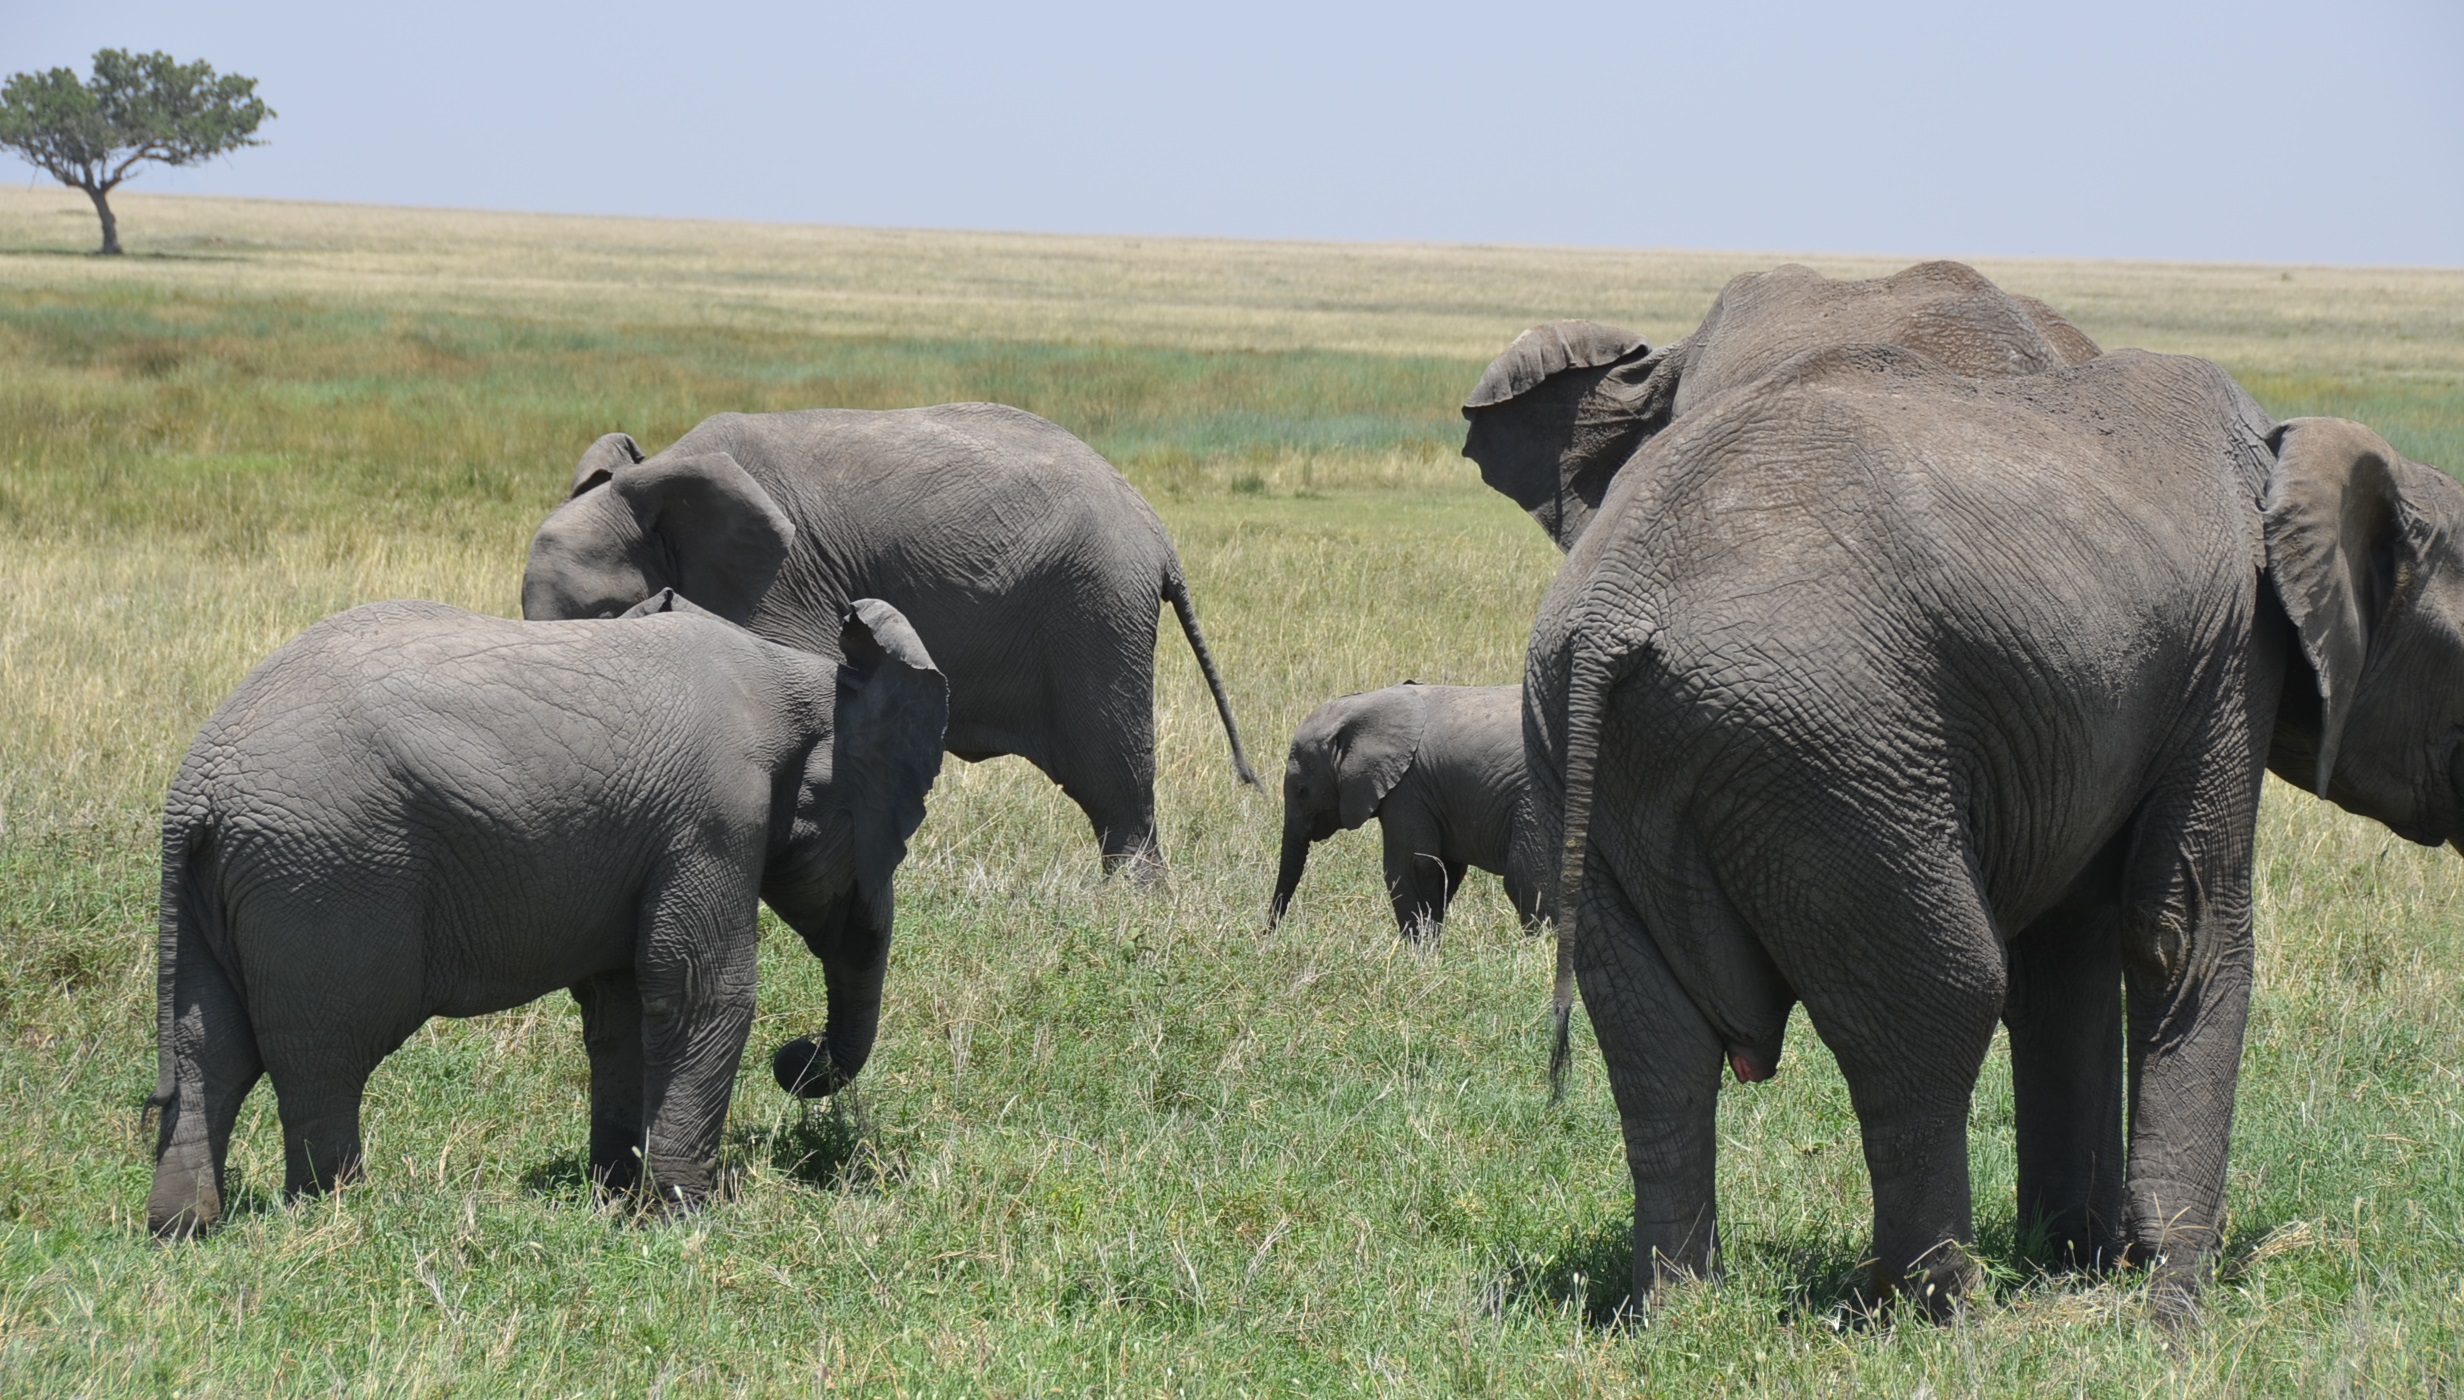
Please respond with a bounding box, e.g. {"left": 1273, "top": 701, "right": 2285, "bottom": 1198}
{"left": 0, "top": 49, "right": 272, "bottom": 255}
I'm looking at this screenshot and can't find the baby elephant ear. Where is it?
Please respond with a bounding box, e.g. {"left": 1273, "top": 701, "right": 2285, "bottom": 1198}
{"left": 1335, "top": 684, "right": 1431, "bottom": 828}
{"left": 570, "top": 432, "right": 644, "bottom": 497}
{"left": 837, "top": 600, "right": 950, "bottom": 913}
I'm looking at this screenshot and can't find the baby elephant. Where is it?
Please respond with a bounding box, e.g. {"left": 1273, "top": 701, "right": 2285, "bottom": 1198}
{"left": 145, "top": 590, "right": 947, "bottom": 1239}
{"left": 1269, "top": 683, "right": 1546, "bottom": 939}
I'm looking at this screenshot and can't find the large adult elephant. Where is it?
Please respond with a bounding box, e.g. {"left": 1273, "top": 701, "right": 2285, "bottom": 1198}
{"left": 522, "top": 403, "right": 1258, "bottom": 874}
{"left": 1462, "top": 261, "right": 2102, "bottom": 548}
{"left": 1525, "top": 342, "right": 2464, "bottom": 1316}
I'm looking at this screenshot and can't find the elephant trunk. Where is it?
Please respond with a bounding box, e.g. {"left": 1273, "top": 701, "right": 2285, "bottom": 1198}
{"left": 1267, "top": 821, "right": 1313, "bottom": 930}
{"left": 772, "top": 918, "right": 891, "bottom": 1100}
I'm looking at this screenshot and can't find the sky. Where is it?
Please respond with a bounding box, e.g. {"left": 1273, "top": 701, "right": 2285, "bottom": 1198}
{"left": 3, "top": 0, "right": 2459, "bottom": 265}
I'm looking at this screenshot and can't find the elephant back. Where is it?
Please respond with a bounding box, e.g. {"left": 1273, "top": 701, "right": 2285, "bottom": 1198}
{"left": 657, "top": 404, "right": 1179, "bottom": 659}
{"left": 1675, "top": 261, "right": 2101, "bottom": 417}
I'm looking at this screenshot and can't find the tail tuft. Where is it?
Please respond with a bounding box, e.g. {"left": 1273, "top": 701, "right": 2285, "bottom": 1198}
{"left": 1547, "top": 1003, "right": 1573, "bottom": 1102}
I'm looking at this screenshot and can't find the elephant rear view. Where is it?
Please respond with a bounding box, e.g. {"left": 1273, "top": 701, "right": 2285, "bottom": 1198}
{"left": 522, "top": 403, "right": 1257, "bottom": 875}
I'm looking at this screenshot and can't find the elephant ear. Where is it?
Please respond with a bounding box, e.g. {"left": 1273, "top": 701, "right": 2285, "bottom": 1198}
{"left": 616, "top": 586, "right": 723, "bottom": 621}
{"left": 1335, "top": 683, "right": 1431, "bottom": 828}
{"left": 2263, "top": 417, "right": 2426, "bottom": 795}
{"left": 607, "top": 452, "right": 795, "bottom": 624}
{"left": 835, "top": 599, "right": 950, "bottom": 916}
{"left": 1461, "top": 321, "right": 1674, "bottom": 550}
{"left": 570, "top": 432, "right": 644, "bottom": 497}
{"left": 1463, "top": 321, "right": 1651, "bottom": 410}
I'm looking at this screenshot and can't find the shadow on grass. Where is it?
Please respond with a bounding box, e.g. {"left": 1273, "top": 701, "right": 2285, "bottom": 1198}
{"left": 516, "top": 1150, "right": 597, "bottom": 1205}
{"left": 513, "top": 1098, "right": 901, "bottom": 1211}
{"left": 0, "top": 248, "right": 251, "bottom": 263}
{"left": 1492, "top": 1217, "right": 1994, "bottom": 1330}
{"left": 733, "top": 1095, "right": 906, "bottom": 1194}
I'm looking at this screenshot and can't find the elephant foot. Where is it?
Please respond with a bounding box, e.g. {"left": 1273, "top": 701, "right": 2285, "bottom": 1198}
{"left": 634, "top": 1152, "right": 732, "bottom": 1218}
{"left": 1862, "top": 1238, "right": 1984, "bottom": 1324}
{"left": 2146, "top": 1265, "right": 2204, "bottom": 1329}
{"left": 588, "top": 1123, "right": 646, "bottom": 1197}
{"left": 771, "top": 1037, "right": 853, "bottom": 1100}
{"left": 147, "top": 1199, "right": 218, "bottom": 1242}
{"left": 1101, "top": 847, "right": 1168, "bottom": 885}
{"left": 146, "top": 1159, "right": 223, "bottom": 1242}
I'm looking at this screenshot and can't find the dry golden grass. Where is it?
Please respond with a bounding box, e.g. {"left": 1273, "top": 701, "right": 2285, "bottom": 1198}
{"left": 7, "top": 186, "right": 2461, "bottom": 376}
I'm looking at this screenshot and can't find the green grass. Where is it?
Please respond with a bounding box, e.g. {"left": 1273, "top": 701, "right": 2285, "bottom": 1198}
{"left": 5, "top": 199, "right": 2464, "bottom": 1394}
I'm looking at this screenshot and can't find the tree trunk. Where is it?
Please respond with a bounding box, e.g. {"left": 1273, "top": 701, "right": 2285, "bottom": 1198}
{"left": 83, "top": 184, "right": 121, "bottom": 255}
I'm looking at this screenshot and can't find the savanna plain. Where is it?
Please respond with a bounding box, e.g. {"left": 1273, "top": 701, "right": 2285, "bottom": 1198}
{"left": 4, "top": 187, "right": 2464, "bottom": 1396}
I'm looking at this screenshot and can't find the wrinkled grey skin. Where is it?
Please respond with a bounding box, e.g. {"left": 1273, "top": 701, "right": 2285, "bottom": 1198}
{"left": 1268, "top": 683, "right": 1547, "bottom": 939}
{"left": 1464, "top": 261, "right": 2102, "bottom": 548}
{"left": 145, "top": 592, "right": 948, "bottom": 1239}
{"left": 1527, "top": 343, "right": 2464, "bottom": 1318}
{"left": 521, "top": 403, "right": 1256, "bottom": 877}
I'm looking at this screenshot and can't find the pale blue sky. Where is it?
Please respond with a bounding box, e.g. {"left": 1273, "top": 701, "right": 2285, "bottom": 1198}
{"left": 4, "top": 1, "right": 2458, "bottom": 264}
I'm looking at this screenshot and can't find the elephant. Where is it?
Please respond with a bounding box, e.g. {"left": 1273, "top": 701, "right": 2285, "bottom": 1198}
{"left": 1524, "top": 341, "right": 2464, "bottom": 1317}
{"left": 145, "top": 587, "right": 948, "bottom": 1239}
{"left": 520, "top": 403, "right": 1257, "bottom": 877}
{"left": 1267, "top": 683, "right": 1547, "bottom": 939}
{"left": 1462, "top": 260, "right": 2102, "bottom": 548}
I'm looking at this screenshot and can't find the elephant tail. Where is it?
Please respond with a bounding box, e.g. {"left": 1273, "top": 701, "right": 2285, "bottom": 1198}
{"left": 1548, "top": 641, "right": 1618, "bottom": 1102}
{"left": 148, "top": 802, "right": 213, "bottom": 1126}
{"left": 1164, "top": 566, "right": 1260, "bottom": 787}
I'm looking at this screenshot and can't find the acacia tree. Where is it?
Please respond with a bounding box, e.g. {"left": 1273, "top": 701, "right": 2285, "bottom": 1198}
{"left": 0, "top": 50, "right": 272, "bottom": 255}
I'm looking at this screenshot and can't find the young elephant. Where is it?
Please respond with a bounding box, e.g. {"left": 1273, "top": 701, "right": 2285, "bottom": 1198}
{"left": 145, "top": 591, "right": 947, "bottom": 1239}
{"left": 1268, "top": 683, "right": 1546, "bottom": 939}
{"left": 520, "top": 404, "right": 1257, "bottom": 876}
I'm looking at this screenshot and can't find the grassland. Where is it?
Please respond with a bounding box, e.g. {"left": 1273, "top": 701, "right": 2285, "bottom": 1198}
{"left": 3, "top": 186, "right": 2464, "bottom": 1395}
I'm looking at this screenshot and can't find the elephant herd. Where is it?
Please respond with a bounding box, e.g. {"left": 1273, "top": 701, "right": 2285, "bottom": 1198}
{"left": 143, "top": 260, "right": 2464, "bottom": 1326}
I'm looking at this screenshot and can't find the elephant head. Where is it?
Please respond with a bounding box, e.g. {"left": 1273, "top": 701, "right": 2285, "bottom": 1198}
{"left": 522, "top": 434, "right": 795, "bottom": 625}
{"left": 1465, "top": 262, "right": 2103, "bottom": 550}
{"left": 1459, "top": 321, "right": 1675, "bottom": 549}
{"left": 755, "top": 598, "right": 950, "bottom": 1099}
{"left": 2265, "top": 417, "right": 2464, "bottom": 846}
{"left": 1268, "top": 685, "right": 1430, "bottom": 928}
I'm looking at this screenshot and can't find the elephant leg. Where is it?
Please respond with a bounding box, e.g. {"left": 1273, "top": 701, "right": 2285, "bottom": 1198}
{"left": 1782, "top": 855, "right": 2005, "bottom": 1319}
{"left": 146, "top": 928, "right": 264, "bottom": 1240}
{"left": 1053, "top": 748, "right": 1160, "bottom": 880}
{"left": 272, "top": 1061, "right": 377, "bottom": 1199}
{"left": 2004, "top": 885, "right": 2126, "bottom": 1270}
{"left": 572, "top": 969, "right": 647, "bottom": 1195}
{"left": 636, "top": 876, "right": 761, "bottom": 1209}
{"left": 1041, "top": 622, "right": 1164, "bottom": 880}
{"left": 247, "top": 910, "right": 422, "bottom": 1203}
{"left": 1379, "top": 811, "right": 1454, "bottom": 940}
{"left": 2117, "top": 736, "right": 2262, "bottom": 1314}
{"left": 1579, "top": 869, "right": 1726, "bottom": 1299}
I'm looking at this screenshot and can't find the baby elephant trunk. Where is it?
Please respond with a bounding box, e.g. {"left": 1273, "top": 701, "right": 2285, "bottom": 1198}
{"left": 772, "top": 930, "right": 890, "bottom": 1100}
{"left": 1267, "top": 820, "right": 1313, "bottom": 929}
